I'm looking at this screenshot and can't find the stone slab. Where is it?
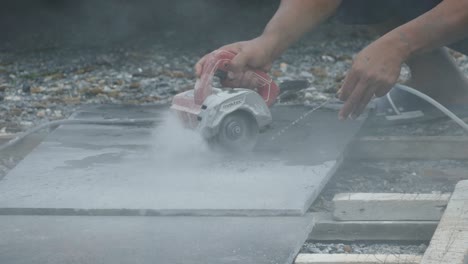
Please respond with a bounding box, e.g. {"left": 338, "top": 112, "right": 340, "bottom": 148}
{"left": 0, "top": 105, "right": 362, "bottom": 216}
{"left": 421, "top": 180, "right": 468, "bottom": 264}
{"left": 0, "top": 214, "right": 314, "bottom": 264}
{"left": 333, "top": 193, "right": 451, "bottom": 221}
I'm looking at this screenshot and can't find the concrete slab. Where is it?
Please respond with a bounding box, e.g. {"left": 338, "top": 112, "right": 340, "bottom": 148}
{"left": 332, "top": 193, "right": 450, "bottom": 221}
{"left": 0, "top": 214, "right": 314, "bottom": 264}
{"left": 0, "top": 105, "right": 362, "bottom": 216}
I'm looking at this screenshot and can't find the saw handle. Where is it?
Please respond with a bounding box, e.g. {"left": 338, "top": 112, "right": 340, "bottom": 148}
{"left": 200, "top": 50, "right": 280, "bottom": 107}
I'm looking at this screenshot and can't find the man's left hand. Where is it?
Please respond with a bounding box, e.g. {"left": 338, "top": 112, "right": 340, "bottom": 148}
{"left": 338, "top": 39, "right": 407, "bottom": 120}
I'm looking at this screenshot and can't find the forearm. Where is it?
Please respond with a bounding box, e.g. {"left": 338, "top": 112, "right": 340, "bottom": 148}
{"left": 261, "top": 0, "right": 341, "bottom": 58}
{"left": 383, "top": 0, "right": 468, "bottom": 60}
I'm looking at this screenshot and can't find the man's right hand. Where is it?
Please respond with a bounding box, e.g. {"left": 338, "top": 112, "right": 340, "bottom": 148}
{"left": 194, "top": 0, "right": 341, "bottom": 89}
{"left": 194, "top": 36, "right": 277, "bottom": 89}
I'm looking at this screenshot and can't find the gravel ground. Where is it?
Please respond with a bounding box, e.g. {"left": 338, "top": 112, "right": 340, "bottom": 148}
{"left": 0, "top": 23, "right": 370, "bottom": 135}
{"left": 302, "top": 242, "right": 428, "bottom": 255}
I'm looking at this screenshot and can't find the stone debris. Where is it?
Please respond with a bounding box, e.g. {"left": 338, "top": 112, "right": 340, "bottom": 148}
{"left": 302, "top": 242, "right": 429, "bottom": 255}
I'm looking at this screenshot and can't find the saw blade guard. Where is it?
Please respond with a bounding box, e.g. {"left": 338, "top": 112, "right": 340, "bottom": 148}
{"left": 195, "top": 49, "right": 280, "bottom": 107}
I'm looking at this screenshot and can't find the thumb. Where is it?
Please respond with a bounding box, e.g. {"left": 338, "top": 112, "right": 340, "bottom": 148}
{"left": 227, "top": 52, "right": 249, "bottom": 79}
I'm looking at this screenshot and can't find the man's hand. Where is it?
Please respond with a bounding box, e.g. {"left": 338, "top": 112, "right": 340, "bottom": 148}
{"left": 195, "top": 0, "right": 341, "bottom": 89}
{"left": 339, "top": 0, "right": 468, "bottom": 120}
{"left": 195, "top": 36, "right": 276, "bottom": 89}
{"left": 338, "top": 38, "right": 406, "bottom": 120}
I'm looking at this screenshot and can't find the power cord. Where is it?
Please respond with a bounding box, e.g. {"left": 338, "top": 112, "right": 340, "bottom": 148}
{"left": 395, "top": 84, "right": 468, "bottom": 132}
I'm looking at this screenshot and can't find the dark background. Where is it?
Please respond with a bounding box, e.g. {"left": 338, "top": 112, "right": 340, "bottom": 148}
{"left": 0, "top": 0, "right": 281, "bottom": 51}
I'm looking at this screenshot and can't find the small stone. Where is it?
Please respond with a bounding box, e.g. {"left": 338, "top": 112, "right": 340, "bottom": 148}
{"left": 87, "top": 87, "right": 104, "bottom": 95}
{"left": 36, "top": 110, "right": 46, "bottom": 118}
{"left": 162, "top": 70, "right": 191, "bottom": 78}
{"left": 343, "top": 245, "right": 352, "bottom": 253}
{"left": 337, "top": 54, "right": 353, "bottom": 61}
{"left": 321, "top": 55, "right": 336, "bottom": 63}
{"left": 304, "top": 92, "right": 314, "bottom": 99}
{"left": 129, "top": 82, "right": 140, "bottom": 89}
{"left": 107, "top": 91, "right": 120, "bottom": 98}
{"left": 418, "top": 244, "right": 427, "bottom": 253}
{"left": 31, "top": 86, "right": 44, "bottom": 94}
{"left": 5, "top": 95, "right": 21, "bottom": 101}
{"left": 307, "top": 247, "right": 321, "bottom": 254}
{"left": 310, "top": 67, "right": 328, "bottom": 78}
{"left": 336, "top": 248, "right": 345, "bottom": 253}
{"left": 103, "top": 86, "right": 112, "bottom": 92}
{"left": 335, "top": 74, "right": 345, "bottom": 83}
{"left": 20, "top": 121, "right": 33, "bottom": 127}
{"left": 280, "top": 63, "right": 288, "bottom": 73}
{"left": 53, "top": 110, "right": 63, "bottom": 118}
{"left": 300, "top": 71, "right": 314, "bottom": 78}
{"left": 272, "top": 70, "right": 282, "bottom": 77}
{"left": 22, "top": 84, "right": 31, "bottom": 93}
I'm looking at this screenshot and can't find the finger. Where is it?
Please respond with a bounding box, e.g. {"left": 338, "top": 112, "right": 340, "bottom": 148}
{"left": 227, "top": 52, "right": 249, "bottom": 78}
{"left": 339, "top": 69, "right": 359, "bottom": 102}
{"left": 242, "top": 71, "right": 260, "bottom": 90}
{"left": 352, "top": 86, "right": 375, "bottom": 118}
{"left": 339, "top": 78, "right": 367, "bottom": 120}
{"left": 194, "top": 55, "right": 207, "bottom": 77}
{"left": 222, "top": 71, "right": 257, "bottom": 89}
{"left": 221, "top": 71, "right": 247, "bottom": 87}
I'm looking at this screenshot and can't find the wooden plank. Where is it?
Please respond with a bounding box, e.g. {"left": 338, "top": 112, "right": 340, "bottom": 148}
{"left": 421, "top": 180, "right": 468, "bottom": 264}
{"left": 310, "top": 213, "right": 437, "bottom": 241}
{"left": 350, "top": 136, "right": 468, "bottom": 160}
{"left": 295, "top": 254, "right": 422, "bottom": 264}
{"left": 333, "top": 193, "right": 450, "bottom": 221}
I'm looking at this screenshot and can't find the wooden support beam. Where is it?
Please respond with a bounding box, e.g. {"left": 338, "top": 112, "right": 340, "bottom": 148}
{"left": 421, "top": 180, "right": 468, "bottom": 264}
{"left": 310, "top": 213, "right": 437, "bottom": 241}
{"left": 333, "top": 193, "right": 451, "bottom": 221}
{"left": 350, "top": 136, "right": 468, "bottom": 160}
{"left": 295, "top": 254, "right": 422, "bottom": 264}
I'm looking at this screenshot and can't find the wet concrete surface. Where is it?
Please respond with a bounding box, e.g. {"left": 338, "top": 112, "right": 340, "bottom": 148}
{"left": 0, "top": 214, "right": 314, "bottom": 264}
{"left": 0, "top": 105, "right": 362, "bottom": 216}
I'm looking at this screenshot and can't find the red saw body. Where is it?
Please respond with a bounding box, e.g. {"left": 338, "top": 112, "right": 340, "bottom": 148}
{"left": 171, "top": 50, "right": 280, "bottom": 151}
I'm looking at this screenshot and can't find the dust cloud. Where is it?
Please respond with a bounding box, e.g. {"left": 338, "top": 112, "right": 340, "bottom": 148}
{"left": 150, "top": 111, "right": 219, "bottom": 168}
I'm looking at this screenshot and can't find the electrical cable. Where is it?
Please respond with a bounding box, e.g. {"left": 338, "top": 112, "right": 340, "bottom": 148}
{"left": 394, "top": 84, "right": 468, "bottom": 132}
